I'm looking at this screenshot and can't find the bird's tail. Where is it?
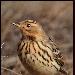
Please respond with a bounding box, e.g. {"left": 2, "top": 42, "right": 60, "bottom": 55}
{"left": 59, "top": 67, "right": 68, "bottom": 75}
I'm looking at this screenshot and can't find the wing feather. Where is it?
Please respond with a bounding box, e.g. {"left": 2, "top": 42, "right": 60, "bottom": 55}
{"left": 49, "top": 37, "right": 64, "bottom": 67}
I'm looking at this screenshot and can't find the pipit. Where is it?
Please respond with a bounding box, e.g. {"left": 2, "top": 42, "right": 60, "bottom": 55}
{"left": 13, "top": 20, "right": 68, "bottom": 75}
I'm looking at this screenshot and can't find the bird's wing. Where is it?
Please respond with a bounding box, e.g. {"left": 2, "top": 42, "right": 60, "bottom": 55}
{"left": 48, "top": 37, "right": 68, "bottom": 75}
{"left": 49, "top": 37, "right": 64, "bottom": 67}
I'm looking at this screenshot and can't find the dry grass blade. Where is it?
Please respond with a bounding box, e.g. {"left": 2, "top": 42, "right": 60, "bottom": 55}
{"left": 1, "top": 66, "right": 22, "bottom": 75}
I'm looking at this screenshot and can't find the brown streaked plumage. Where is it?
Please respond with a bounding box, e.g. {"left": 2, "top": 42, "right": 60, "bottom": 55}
{"left": 13, "top": 20, "right": 68, "bottom": 75}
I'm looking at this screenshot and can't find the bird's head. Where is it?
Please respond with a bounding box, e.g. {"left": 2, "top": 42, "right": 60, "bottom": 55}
{"left": 13, "top": 20, "right": 48, "bottom": 41}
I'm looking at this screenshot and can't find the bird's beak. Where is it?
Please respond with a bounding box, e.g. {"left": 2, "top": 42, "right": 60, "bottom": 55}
{"left": 12, "top": 23, "right": 21, "bottom": 28}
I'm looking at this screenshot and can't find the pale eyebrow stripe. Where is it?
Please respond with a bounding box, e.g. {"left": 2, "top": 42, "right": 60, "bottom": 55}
{"left": 25, "top": 20, "right": 35, "bottom": 23}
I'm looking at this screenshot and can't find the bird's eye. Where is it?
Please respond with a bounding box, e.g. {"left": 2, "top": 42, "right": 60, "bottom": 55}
{"left": 27, "top": 24, "right": 31, "bottom": 27}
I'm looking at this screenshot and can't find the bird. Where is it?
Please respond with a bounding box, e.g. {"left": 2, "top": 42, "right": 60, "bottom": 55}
{"left": 12, "top": 19, "right": 68, "bottom": 75}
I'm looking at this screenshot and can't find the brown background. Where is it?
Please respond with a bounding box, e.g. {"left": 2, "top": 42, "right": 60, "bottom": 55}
{"left": 1, "top": 1, "right": 73, "bottom": 75}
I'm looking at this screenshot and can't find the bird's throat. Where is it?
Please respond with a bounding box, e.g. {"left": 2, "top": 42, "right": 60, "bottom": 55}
{"left": 22, "top": 35, "right": 36, "bottom": 41}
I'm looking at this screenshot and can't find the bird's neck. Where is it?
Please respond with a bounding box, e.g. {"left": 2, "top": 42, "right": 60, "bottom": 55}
{"left": 21, "top": 35, "right": 35, "bottom": 41}
{"left": 21, "top": 34, "right": 48, "bottom": 42}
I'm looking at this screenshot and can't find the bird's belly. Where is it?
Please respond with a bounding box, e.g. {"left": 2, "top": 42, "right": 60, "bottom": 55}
{"left": 19, "top": 53, "right": 57, "bottom": 75}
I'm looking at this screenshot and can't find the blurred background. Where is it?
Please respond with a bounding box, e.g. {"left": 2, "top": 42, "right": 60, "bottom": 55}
{"left": 1, "top": 1, "right": 73, "bottom": 75}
